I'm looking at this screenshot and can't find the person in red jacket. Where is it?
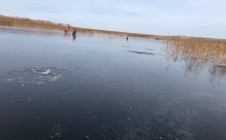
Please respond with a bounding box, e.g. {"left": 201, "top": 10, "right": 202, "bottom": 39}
{"left": 64, "top": 27, "right": 69, "bottom": 34}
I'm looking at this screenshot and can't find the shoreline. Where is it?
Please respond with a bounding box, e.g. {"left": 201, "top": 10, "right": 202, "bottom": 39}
{"left": 0, "top": 15, "right": 225, "bottom": 42}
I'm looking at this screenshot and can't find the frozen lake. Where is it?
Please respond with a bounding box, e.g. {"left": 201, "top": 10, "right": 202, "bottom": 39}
{"left": 0, "top": 26, "right": 226, "bottom": 140}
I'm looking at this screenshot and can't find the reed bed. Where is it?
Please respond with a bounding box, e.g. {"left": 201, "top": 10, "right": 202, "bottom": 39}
{"left": 0, "top": 15, "right": 67, "bottom": 30}
{"left": 164, "top": 37, "right": 226, "bottom": 79}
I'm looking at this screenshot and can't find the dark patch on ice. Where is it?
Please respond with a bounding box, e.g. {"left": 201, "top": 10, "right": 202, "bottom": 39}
{"left": 5, "top": 67, "right": 68, "bottom": 85}
{"left": 122, "top": 46, "right": 131, "bottom": 48}
{"left": 128, "top": 50, "right": 155, "bottom": 55}
{"left": 145, "top": 48, "right": 154, "bottom": 50}
{"left": 213, "top": 65, "right": 226, "bottom": 69}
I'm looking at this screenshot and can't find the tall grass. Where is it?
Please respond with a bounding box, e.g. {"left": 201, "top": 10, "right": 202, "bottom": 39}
{"left": 164, "top": 37, "right": 226, "bottom": 79}
{"left": 0, "top": 15, "right": 67, "bottom": 30}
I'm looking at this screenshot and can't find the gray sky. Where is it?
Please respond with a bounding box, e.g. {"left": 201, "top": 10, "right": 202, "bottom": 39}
{"left": 0, "top": 0, "right": 225, "bottom": 38}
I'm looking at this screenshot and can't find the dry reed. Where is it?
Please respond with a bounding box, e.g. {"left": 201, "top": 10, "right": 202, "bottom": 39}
{"left": 164, "top": 37, "right": 226, "bottom": 79}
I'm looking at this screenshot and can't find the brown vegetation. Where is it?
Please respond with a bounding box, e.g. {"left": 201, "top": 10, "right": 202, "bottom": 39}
{"left": 0, "top": 15, "right": 172, "bottom": 39}
{"left": 0, "top": 15, "right": 67, "bottom": 30}
{"left": 164, "top": 37, "right": 226, "bottom": 80}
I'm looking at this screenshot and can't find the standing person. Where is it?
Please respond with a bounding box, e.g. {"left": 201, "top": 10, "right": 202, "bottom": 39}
{"left": 64, "top": 27, "right": 69, "bottom": 34}
{"left": 72, "top": 28, "right": 76, "bottom": 36}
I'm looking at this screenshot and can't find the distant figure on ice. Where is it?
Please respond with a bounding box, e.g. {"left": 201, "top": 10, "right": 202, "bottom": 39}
{"left": 64, "top": 27, "right": 69, "bottom": 34}
{"left": 72, "top": 29, "right": 77, "bottom": 36}
{"left": 126, "top": 37, "right": 128, "bottom": 41}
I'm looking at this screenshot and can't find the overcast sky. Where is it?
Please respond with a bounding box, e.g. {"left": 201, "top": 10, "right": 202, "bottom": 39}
{"left": 0, "top": 0, "right": 225, "bottom": 38}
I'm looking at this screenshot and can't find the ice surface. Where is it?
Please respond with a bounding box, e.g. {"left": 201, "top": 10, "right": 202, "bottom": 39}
{"left": 5, "top": 67, "right": 68, "bottom": 85}
{"left": 41, "top": 69, "right": 51, "bottom": 75}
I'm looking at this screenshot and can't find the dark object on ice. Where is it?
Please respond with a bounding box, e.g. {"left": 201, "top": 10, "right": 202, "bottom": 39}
{"left": 122, "top": 45, "right": 130, "bottom": 48}
{"left": 128, "top": 50, "right": 154, "bottom": 55}
{"left": 213, "top": 65, "right": 226, "bottom": 69}
{"left": 72, "top": 29, "right": 76, "bottom": 41}
{"left": 126, "top": 37, "right": 128, "bottom": 41}
{"left": 72, "top": 29, "right": 76, "bottom": 36}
